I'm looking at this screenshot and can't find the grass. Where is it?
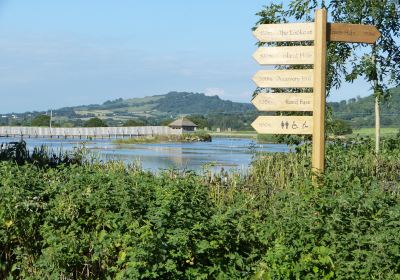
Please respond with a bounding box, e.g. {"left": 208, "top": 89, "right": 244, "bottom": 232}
{"left": 352, "top": 127, "right": 399, "bottom": 137}
{"left": 211, "top": 127, "right": 400, "bottom": 143}
{"left": 113, "top": 132, "right": 212, "bottom": 144}
{"left": 209, "top": 130, "right": 257, "bottom": 139}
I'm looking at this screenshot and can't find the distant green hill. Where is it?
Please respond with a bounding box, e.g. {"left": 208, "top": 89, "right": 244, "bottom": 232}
{"left": 330, "top": 87, "right": 400, "bottom": 128}
{"left": 70, "top": 91, "right": 254, "bottom": 118}
{"left": 26, "top": 92, "right": 255, "bottom": 127}
{"left": 2, "top": 89, "right": 399, "bottom": 130}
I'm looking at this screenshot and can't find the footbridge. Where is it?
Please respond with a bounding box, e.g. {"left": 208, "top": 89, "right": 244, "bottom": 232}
{"left": 0, "top": 126, "right": 182, "bottom": 139}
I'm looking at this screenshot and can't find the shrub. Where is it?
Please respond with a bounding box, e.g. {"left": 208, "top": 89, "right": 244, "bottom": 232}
{"left": 123, "top": 119, "right": 145, "bottom": 127}
{"left": 0, "top": 141, "right": 82, "bottom": 167}
{"left": 328, "top": 119, "right": 353, "bottom": 135}
{"left": 31, "top": 115, "right": 51, "bottom": 127}
{"left": 0, "top": 136, "right": 399, "bottom": 279}
{"left": 84, "top": 117, "right": 108, "bottom": 127}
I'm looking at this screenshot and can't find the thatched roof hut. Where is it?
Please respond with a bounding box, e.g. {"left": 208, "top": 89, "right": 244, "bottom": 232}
{"left": 168, "top": 118, "right": 197, "bottom": 131}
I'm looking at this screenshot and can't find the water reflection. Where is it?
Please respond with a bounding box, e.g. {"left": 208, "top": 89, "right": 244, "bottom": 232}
{"left": 1, "top": 137, "right": 289, "bottom": 173}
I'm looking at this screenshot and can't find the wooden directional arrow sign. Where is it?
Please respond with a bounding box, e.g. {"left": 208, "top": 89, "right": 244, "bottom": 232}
{"left": 252, "top": 116, "right": 313, "bottom": 135}
{"left": 253, "top": 23, "right": 314, "bottom": 42}
{"left": 253, "top": 46, "right": 314, "bottom": 65}
{"left": 328, "top": 23, "right": 381, "bottom": 43}
{"left": 253, "top": 69, "right": 314, "bottom": 88}
{"left": 252, "top": 93, "right": 313, "bottom": 111}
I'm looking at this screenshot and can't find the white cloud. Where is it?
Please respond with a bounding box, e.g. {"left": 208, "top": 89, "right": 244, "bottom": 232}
{"left": 205, "top": 87, "right": 225, "bottom": 97}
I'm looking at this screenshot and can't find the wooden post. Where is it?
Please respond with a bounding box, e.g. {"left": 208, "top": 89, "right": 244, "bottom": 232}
{"left": 312, "top": 9, "right": 327, "bottom": 174}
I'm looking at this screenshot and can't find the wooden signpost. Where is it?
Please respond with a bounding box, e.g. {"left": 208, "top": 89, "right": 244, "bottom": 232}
{"left": 328, "top": 23, "right": 381, "bottom": 44}
{"left": 251, "top": 9, "right": 381, "bottom": 174}
{"left": 252, "top": 116, "right": 313, "bottom": 135}
{"left": 253, "top": 46, "right": 314, "bottom": 65}
{"left": 253, "top": 69, "right": 314, "bottom": 88}
{"left": 252, "top": 93, "right": 313, "bottom": 112}
{"left": 253, "top": 23, "right": 314, "bottom": 42}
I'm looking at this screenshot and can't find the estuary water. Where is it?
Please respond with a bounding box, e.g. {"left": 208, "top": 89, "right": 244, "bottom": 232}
{"left": 1, "top": 137, "right": 289, "bottom": 173}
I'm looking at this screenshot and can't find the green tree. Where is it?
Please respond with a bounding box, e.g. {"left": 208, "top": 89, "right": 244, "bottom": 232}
{"left": 123, "top": 119, "right": 145, "bottom": 127}
{"left": 254, "top": 1, "right": 353, "bottom": 94}
{"left": 187, "top": 115, "right": 209, "bottom": 129}
{"left": 160, "top": 118, "right": 175, "bottom": 126}
{"left": 254, "top": 1, "right": 400, "bottom": 153}
{"left": 327, "top": 119, "right": 353, "bottom": 135}
{"left": 31, "top": 115, "right": 51, "bottom": 127}
{"left": 84, "top": 117, "right": 108, "bottom": 127}
{"left": 330, "top": 0, "right": 400, "bottom": 154}
{"left": 253, "top": 2, "right": 353, "bottom": 146}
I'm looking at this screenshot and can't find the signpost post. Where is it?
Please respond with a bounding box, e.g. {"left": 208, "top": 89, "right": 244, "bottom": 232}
{"left": 312, "top": 9, "right": 327, "bottom": 174}
{"left": 251, "top": 8, "right": 381, "bottom": 176}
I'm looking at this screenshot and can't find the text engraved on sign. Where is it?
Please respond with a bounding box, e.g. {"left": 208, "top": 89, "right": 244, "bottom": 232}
{"left": 328, "top": 23, "right": 381, "bottom": 44}
{"left": 253, "top": 69, "right": 314, "bottom": 88}
{"left": 251, "top": 116, "right": 313, "bottom": 135}
{"left": 252, "top": 93, "right": 313, "bottom": 111}
{"left": 253, "top": 46, "right": 314, "bottom": 65}
{"left": 253, "top": 23, "right": 314, "bottom": 42}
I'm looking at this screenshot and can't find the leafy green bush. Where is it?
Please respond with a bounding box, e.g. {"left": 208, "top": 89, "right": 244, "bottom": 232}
{"left": 0, "top": 137, "right": 399, "bottom": 279}
{"left": 123, "top": 119, "right": 145, "bottom": 127}
{"left": 327, "top": 119, "right": 353, "bottom": 135}
{"left": 0, "top": 141, "right": 82, "bottom": 167}
{"left": 31, "top": 114, "right": 51, "bottom": 127}
{"left": 184, "top": 131, "right": 212, "bottom": 142}
{"left": 84, "top": 117, "right": 108, "bottom": 127}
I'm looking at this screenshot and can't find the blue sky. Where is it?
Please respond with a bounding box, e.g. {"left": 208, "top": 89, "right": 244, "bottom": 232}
{"left": 0, "top": 0, "right": 371, "bottom": 113}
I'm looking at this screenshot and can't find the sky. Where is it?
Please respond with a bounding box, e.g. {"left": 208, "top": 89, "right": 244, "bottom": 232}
{"left": 0, "top": 0, "right": 373, "bottom": 113}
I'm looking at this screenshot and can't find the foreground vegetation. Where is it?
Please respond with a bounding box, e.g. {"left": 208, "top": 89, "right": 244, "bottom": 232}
{"left": 1, "top": 135, "right": 400, "bottom": 279}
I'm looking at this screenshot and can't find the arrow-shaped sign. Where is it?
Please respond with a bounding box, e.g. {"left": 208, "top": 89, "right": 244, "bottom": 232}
{"left": 253, "top": 23, "right": 380, "bottom": 44}
{"left": 253, "top": 46, "right": 314, "bottom": 65}
{"left": 252, "top": 69, "right": 314, "bottom": 88}
{"left": 252, "top": 93, "right": 313, "bottom": 112}
{"left": 253, "top": 23, "right": 314, "bottom": 42}
{"left": 252, "top": 116, "right": 313, "bottom": 135}
{"left": 328, "top": 23, "right": 381, "bottom": 44}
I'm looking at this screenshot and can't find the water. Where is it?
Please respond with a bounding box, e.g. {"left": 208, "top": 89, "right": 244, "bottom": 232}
{"left": 0, "top": 137, "right": 289, "bottom": 173}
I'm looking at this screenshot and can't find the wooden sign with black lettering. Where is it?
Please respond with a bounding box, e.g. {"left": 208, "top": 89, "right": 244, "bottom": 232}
{"left": 251, "top": 12, "right": 381, "bottom": 174}
{"left": 252, "top": 93, "right": 313, "bottom": 111}
{"left": 253, "top": 23, "right": 314, "bottom": 42}
{"left": 253, "top": 46, "right": 314, "bottom": 65}
{"left": 251, "top": 116, "right": 313, "bottom": 135}
{"left": 252, "top": 69, "right": 314, "bottom": 88}
{"left": 328, "top": 23, "right": 381, "bottom": 44}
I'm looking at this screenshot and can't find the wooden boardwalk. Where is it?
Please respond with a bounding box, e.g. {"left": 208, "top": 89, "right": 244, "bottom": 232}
{"left": 0, "top": 126, "right": 182, "bottom": 139}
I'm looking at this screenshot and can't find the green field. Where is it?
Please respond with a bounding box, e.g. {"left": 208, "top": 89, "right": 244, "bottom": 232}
{"left": 352, "top": 127, "right": 399, "bottom": 137}
{"left": 211, "top": 127, "right": 400, "bottom": 141}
